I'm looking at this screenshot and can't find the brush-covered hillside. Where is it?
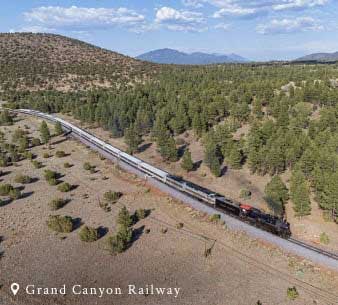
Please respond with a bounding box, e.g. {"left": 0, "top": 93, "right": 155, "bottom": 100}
{"left": 0, "top": 33, "right": 158, "bottom": 92}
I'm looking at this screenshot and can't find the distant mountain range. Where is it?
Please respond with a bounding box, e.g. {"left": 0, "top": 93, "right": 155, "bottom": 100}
{"left": 295, "top": 51, "right": 338, "bottom": 62}
{"left": 136, "top": 48, "right": 249, "bottom": 65}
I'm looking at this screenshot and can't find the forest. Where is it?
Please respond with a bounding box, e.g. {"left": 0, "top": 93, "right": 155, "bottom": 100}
{"left": 1, "top": 62, "right": 338, "bottom": 221}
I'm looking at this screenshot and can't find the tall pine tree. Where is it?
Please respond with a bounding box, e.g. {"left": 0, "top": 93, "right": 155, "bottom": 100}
{"left": 290, "top": 170, "right": 311, "bottom": 216}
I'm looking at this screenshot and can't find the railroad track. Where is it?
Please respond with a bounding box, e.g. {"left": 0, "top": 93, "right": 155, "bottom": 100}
{"left": 288, "top": 238, "right": 338, "bottom": 261}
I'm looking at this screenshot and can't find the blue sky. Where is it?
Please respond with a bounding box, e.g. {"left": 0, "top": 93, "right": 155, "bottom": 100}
{"left": 1, "top": 0, "right": 338, "bottom": 61}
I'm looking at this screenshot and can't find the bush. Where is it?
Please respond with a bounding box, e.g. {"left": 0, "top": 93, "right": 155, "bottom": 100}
{"left": 287, "top": 287, "right": 299, "bottom": 300}
{"left": 107, "top": 226, "right": 132, "bottom": 254}
{"left": 31, "top": 138, "right": 41, "bottom": 147}
{"left": 43, "top": 153, "right": 51, "bottom": 158}
{"left": 14, "top": 175, "right": 32, "bottom": 184}
{"left": 209, "top": 214, "right": 221, "bottom": 223}
{"left": 240, "top": 188, "right": 252, "bottom": 199}
{"left": 320, "top": 232, "right": 330, "bottom": 245}
{"left": 0, "top": 184, "right": 14, "bottom": 196}
{"left": 49, "top": 198, "right": 67, "bottom": 211}
{"left": 23, "top": 151, "right": 34, "bottom": 160}
{"left": 47, "top": 215, "right": 74, "bottom": 233}
{"left": 9, "top": 188, "right": 21, "bottom": 200}
{"left": 176, "top": 222, "right": 184, "bottom": 229}
{"left": 57, "top": 182, "right": 72, "bottom": 192}
{"left": 103, "top": 191, "right": 122, "bottom": 203}
{"left": 79, "top": 226, "right": 99, "bottom": 242}
{"left": 47, "top": 178, "right": 58, "bottom": 186}
{"left": 83, "top": 162, "right": 93, "bottom": 171}
{"left": 135, "top": 208, "right": 146, "bottom": 220}
{"left": 55, "top": 151, "right": 66, "bottom": 158}
{"left": 44, "top": 170, "right": 58, "bottom": 180}
{"left": 32, "top": 160, "right": 43, "bottom": 169}
{"left": 63, "top": 162, "right": 72, "bottom": 168}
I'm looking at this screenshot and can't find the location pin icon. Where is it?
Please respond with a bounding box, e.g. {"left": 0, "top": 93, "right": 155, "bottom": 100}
{"left": 11, "top": 283, "right": 20, "bottom": 296}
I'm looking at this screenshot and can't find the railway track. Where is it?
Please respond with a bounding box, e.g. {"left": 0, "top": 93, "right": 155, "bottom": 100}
{"left": 6, "top": 107, "right": 338, "bottom": 266}
{"left": 288, "top": 238, "right": 338, "bottom": 261}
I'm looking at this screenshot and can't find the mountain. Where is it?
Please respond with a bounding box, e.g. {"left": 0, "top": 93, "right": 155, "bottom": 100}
{"left": 137, "top": 48, "right": 249, "bottom": 65}
{"left": 295, "top": 51, "right": 338, "bottom": 62}
{"left": 0, "top": 33, "right": 158, "bottom": 92}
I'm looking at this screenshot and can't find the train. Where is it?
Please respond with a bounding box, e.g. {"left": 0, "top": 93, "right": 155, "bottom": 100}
{"left": 9, "top": 108, "right": 292, "bottom": 239}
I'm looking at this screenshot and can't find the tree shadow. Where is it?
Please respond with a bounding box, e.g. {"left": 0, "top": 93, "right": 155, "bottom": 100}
{"left": 132, "top": 209, "right": 151, "bottom": 225}
{"left": 72, "top": 218, "right": 83, "bottom": 231}
{"left": 20, "top": 191, "right": 34, "bottom": 199}
{"left": 0, "top": 171, "right": 11, "bottom": 177}
{"left": 51, "top": 138, "right": 68, "bottom": 146}
{"left": 98, "top": 226, "right": 109, "bottom": 239}
{"left": 221, "top": 166, "right": 228, "bottom": 176}
{"left": 131, "top": 225, "right": 145, "bottom": 243}
{"left": 0, "top": 198, "right": 13, "bottom": 207}
{"left": 177, "top": 144, "right": 188, "bottom": 160}
{"left": 29, "top": 177, "right": 39, "bottom": 183}
{"left": 193, "top": 160, "right": 203, "bottom": 171}
{"left": 138, "top": 143, "right": 152, "bottom": 153}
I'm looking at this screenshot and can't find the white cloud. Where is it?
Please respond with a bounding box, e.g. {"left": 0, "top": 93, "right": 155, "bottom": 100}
{"left": 214, "top": 23, "right": 231, "bottom": 30}
{"left": 273, "top": 0, "right": 329, "bottom": 11}
{"left": 23, "top": 6, "right": 147, "bottom": 32}
{"left": 213, "top": 5, "right": 257, "bottom": 17}
{"left": 155, "top": 7, "right": 206, "bottom": 32}
{"left": 10, "top": 25, "right": 56, "bottom": 33}
{"left": 257, "top": 16, "right": 324, "bottom": 34}
{"left": 182, "top": 0, "right": 204, "bottom": 8}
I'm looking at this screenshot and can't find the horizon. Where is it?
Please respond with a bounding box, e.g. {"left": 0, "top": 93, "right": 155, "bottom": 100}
{"left": 1, "top": 1, "right": 338, "bottom": 61}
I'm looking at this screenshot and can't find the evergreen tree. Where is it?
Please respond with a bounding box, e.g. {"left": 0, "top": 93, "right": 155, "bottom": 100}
{"left": 40, "top": 121, "right": 51, "bottom": 144}
{"left": 0, "top": 110, "right": 13, "bottom": 126}
{"left": 264, "top": 176, "right": 289, "bottom": 216}
{"left": 290, "top": 170, "right": 311, "bottom": 216}
{"left": 204, "top": 142, "right": 222, "bottom": 177}
{"left": 124, "top": 125, "right": 142, "bottom": 154}
{"left": 181, "top": 149, "right": 194, "bottom": 172}
{"left": 54, "top": 121, "right": 63, "bottom": 136}
{"left": 227, "top": 147, "right": 243, "bottom": 169}
{"left": 117, "top": 206, "right": 133, "bottom": 228}
{"left": 158, "top": 136, "right": 178, "bottom": 162}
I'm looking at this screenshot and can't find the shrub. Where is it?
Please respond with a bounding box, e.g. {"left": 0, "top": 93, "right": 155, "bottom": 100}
{"left": 31, "top": 138, "right": 41, "bottom": 147}
{"left": 0, "top": 184, "right": 14, "bottom": 196}
{"left": 117, "top": 206, "right": 133, "bottom": 228}
{"left": 104, "top": 191, "right": 122, "bottom": 203}
{"left": 44, "top": 170, "right": 57, "bottom": 180}
{"left": 99, "top": 201, "right": 111, "bottom": 212}
{"left": 55, "top": 151, "right": 66, "bottom": 158}
{"left": 43, "top": 153, "right": 51, "bottom": 158}
{"left": 209, "top": 214, "right": 221, "bottom": 223}
{"left": 49, "top": 198, "right": 67, "bottom": 210}
{"left": 107, "top": 226, "right": 132, "bottom": 254}
{"left": 287, "top": 287, "right": 299, "bottom": 300}
{"left": 161, "top": 228, "right": 168, "bottom": 234}
{"left": 79, "top": 226, "right": 99, "bottom": 242}
{"left": 136, "top": 208, "right": 146, "bottom": 220}
{"left": 9, "top": 188, "right": 21, "bottom": 200}
{"left": 32, "top": 160, "right": 43, "bottom": 169}
{"left": 63, "top": 162, "right": 72, "bottom": 168}
{"left": 23, "top": 151, "right": 34, "bottom": 160}
{"left": 14, "top": 175, "right": 32, "bottom": 184}
{"left": 240, "top": 188, "right": 252, "bottom": 199}
{"left": 176, "top": 222, "right": 184, "bottom": 229}
{"left": 57, "top": 182, "right": 72, "bottom": 192}
{"left": 47, "top": 178, "right": 58, "bottom": 186}
{"left": 47, "top": 215, "right": 74, "bottom": 233}
{"left": 83, "top": 162, "right": 93, "bottom": 171}
{"left": 320, "top": 232, "right": 330, "bottom": 245}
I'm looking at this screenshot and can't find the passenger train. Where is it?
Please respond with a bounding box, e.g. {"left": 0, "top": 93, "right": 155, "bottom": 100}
{"left": 10, "top": 108, "right": 291, "bottom": 238}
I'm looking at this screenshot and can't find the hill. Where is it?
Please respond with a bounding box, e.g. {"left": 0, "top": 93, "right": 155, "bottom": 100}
{"left": 0, "top": 33, "right": 158, "bottom": 91}
{"left": 295, "top": 51, "right": 338, "bottom": 62}
{"left": 136, "top": 48, "right": 249, "bottom": 65}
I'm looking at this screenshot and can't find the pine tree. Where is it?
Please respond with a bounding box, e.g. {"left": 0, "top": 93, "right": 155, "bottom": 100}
{"left": 0, "top": 110, "right": 13, "bottom": 126}
{"left": 264, "top": 176, "right": 289, "bottom": 216}
{"left": 124, "top": 125, "right": 142, "bottom": 154}
{"left": 204, "top": 142, "right": 222, "bottom": 177}
{"left": 227, "top": 147, "right": 243, "bottom": 169}
{"left": 158, "top": 136, "right": 178, "bottom": 162}
{"left": 54, "top": 121, "right": 63, "bottom": 136}
{"left": 117, "top": 206, "right": 133, "bottom": 228}
{"left": 290, "top": 170, "right": 311, "bottom": 216}
{"left": 181, "top": 149, "right": 194, "bottom": 172}
{"left": 40, "top": 121, "right": 51, "bottom": 144}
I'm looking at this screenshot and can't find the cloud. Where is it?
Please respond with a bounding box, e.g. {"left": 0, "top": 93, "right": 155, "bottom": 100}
{"left": 182, "top": 0, "right": 204, "bottom": 8}
{"left": 10, "top": 25, "right": 56, "bottom": 33}
{"left": 257, "top": 16, "right": 324, "bottom": 34}
{"left": 214, "top": 23, "right": 231, "bottom": 30}
{"left": 23, "top": 6, "right": 147, "bottom": 32}
{"left": 155, "top": 7, "right": 206, "bottom": 32}
{"left": 192, "top": 0, "right": 329, "bottom": 17}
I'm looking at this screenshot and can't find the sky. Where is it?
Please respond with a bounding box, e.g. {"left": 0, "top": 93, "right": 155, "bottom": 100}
{"left": 1, "top": 0, "right": 338, "bottom": 61}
